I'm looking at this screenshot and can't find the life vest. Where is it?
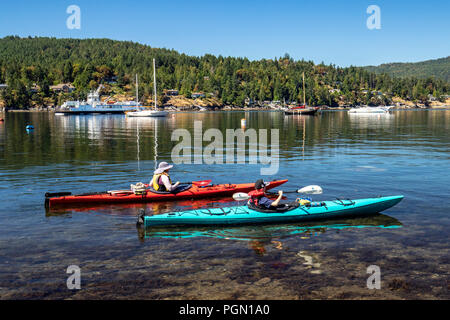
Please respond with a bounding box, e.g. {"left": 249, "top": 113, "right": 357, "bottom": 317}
{"left": 248, "top": 189, "right": 265, "bottom": 207}
{"left": 152, "top": 172, "right": 172, "bottom": 191}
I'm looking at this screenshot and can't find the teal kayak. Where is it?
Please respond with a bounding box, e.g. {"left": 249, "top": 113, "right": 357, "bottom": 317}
{"left": 139, "top": 195, "right": 404, "bottom": 227}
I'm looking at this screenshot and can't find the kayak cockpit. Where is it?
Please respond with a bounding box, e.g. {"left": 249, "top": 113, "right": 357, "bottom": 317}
{"left": 247, "top": 201, "right": 300, "bottom": 213}
{"left": 147, "top": 184, "right": 192, "bottom": 194}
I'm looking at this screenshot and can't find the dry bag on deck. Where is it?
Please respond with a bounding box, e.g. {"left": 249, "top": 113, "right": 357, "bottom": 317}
{"left": 131, "top": 182, "right": 147, "bottom": 195}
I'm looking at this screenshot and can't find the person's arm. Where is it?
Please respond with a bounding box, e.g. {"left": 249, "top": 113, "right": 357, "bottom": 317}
{"left": 270, "top": 190, "right": 283, "bottom": 207}
{"left": 161, "top": 175, "right": 173, "bottom": 191}
{"left": 161, "top": 175, "right": 180, "bottom": 192}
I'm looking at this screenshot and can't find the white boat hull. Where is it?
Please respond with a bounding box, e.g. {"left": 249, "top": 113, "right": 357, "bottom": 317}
{"left": 348, "top": 106, "right": 392, "bottom": 114}
{"left": 126, "top": 110, "right": 168, "bottom": 117}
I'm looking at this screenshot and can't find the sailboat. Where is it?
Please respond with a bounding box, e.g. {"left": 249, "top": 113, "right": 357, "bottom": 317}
{"left": 284, "top": 72, "right": 319, "bottom": 116}
{"left": 126, "top": 59, "right": 168, "bottom": 117}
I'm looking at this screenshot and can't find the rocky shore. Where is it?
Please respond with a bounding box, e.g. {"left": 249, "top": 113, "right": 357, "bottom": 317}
{"left": 1, "top": 101, "right": 448, "bottom": 113}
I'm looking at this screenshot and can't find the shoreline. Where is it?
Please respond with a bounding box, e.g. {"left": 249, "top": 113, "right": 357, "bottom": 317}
{"left": 2, "top": 105, "right": 449, "bottom": 113}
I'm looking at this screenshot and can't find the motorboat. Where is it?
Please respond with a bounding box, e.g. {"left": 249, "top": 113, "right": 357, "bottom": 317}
{"left": 348, "top": 106, "right": 393, "bottom": 114}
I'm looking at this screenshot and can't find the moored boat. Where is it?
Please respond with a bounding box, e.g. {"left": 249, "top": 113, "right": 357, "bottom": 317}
{"left": 126, "top": 109, "right": 168, "bottom": 117}
{"left": 348, "top": 106, "right": 392, "bottom": 114}
{"left": 284, "top": 107, "right": 320, "bottom": 115}
{"left": 284, "top": 72, "right": 319, "bottom": 115}
{"left": 56, "top": 83, "right": 141, "bottom": 115}
{"left": 125, "top": 59, "right": 168, "bottom": 117}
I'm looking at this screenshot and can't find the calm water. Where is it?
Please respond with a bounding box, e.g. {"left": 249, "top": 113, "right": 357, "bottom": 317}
{"left": 0, "top": 110, "right": 449, "bottom": 299}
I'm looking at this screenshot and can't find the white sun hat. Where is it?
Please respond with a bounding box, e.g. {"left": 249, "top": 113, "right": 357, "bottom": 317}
{"left": 154, "top": 162, "right": 174, "bottom": 174}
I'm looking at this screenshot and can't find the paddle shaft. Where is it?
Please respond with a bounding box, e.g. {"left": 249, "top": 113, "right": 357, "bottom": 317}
{"left": 180, "top": 180, "right": 212, "bottom": 186}
{"left": 266, "top": 190, "right": 298, "bottom": 195}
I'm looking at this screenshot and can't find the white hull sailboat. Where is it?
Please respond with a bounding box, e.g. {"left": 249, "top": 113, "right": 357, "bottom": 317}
{"left": 126, "top": 109, "right": 168, "bottom": 117}
{"left": 126, "top": 59, "right": 168, "bottom": 117}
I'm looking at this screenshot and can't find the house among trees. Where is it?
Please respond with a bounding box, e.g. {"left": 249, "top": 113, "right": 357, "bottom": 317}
{"left": 50, "top": 83, "right": 75, "bottom": 93}
{"left": 0, "top": 84, "right": 7, "bottom": 90}
{"left": 30, "top": 85, "right": 40, "bottom": 93}
{"left": 165, "top": 89, "right": 179, "bottom": 96}
{"left": 105, "top": 76, "right": 118, "bottom": 84}
{"left": 245, "top": 97, "right": 254, "bottom": 106}
{"left": 191, "top": 92, "right": 206, "bottom": 99}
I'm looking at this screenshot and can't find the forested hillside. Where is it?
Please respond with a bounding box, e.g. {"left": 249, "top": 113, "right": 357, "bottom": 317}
{"left": 0, "top": 36, "right": 449, "bottom": 109}
{"left": 365, "top": 56, "right": 450, "bottom": 82}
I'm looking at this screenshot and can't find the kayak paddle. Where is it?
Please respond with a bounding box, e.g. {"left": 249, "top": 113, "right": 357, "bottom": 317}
{"left": 144, "top": 180, "right": 212, "bottom": 188}
{"left": 266, "top": 185, "right": 323, "bottom": 196}
{"left": 232, "top": 185, "right": 323, "bottom": 201}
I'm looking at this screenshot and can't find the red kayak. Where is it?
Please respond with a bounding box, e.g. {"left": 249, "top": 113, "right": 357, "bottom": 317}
{"left": 45, "top": 179, "right": 288, "bottom": 208}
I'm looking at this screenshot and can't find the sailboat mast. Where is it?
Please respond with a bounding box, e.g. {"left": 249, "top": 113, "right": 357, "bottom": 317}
{"left": 153, "top": 59, "right": 157, "bottom": 110}
{"left": 302, "top": 72, "right": 306, "bottom": 106}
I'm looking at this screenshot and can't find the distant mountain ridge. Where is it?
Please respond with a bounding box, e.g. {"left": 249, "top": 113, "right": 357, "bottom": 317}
{"left": 364, "top": 56, "right": 450, "bottom": 82}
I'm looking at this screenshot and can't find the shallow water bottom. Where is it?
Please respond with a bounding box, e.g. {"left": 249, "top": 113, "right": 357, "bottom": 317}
{"left": 1, "top": 218, "right": 448, "bottom": 300}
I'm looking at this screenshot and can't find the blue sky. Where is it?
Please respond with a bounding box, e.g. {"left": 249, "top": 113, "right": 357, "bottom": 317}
{"left": 0, "top": 0, "right": 448, "bottom": 67}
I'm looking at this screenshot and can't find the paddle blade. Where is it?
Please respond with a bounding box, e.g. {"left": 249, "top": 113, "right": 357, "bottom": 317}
{"left": 232, "top": 192, "right": 250, "bottom": 201}
{"left": 191, "top": 180, "right": 212, "bottom": 187}
{"left": 297, "top": 185, "right": 323, "bottom": 194}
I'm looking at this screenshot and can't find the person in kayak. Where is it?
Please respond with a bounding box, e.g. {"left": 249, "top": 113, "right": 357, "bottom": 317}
{"left": 151, "top": 162, "right": 180, "bottom": 192}
{"left": 248, "top": 179, "right": 283, "bottom": 209}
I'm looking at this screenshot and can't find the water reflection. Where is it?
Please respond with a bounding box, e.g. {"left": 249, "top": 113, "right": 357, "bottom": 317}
{"left": 45, "top": 197, "right": 239, "bottom": 216}
{"left": 124, "top": 117, "right": 169, "bottom": 171}
{"left": 138, "top": 213, "right": 402, "bottom": 246}
{"left": 348, "top": 113, "right": 395, "bottom": 129}
{"left": 54, "top": 114, "right": 124, "bottom": 139}
{"left": 2, "top": 110, "right": 449, "bottom": 170}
